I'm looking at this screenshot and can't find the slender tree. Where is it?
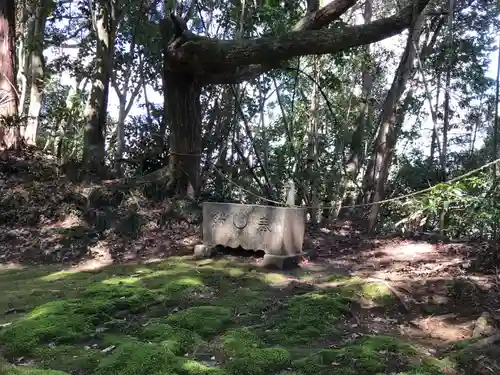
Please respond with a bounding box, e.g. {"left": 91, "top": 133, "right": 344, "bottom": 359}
{"left": 0, "top": 0, "right": 18, "bottom": 149}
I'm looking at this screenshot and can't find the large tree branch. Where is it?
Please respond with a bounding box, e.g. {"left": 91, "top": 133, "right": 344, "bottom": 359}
{"left": 177, "top": 0, "right": 360, "bottom": 85}
{"left": 292, "top": 0, "right": 358, "bottom": 30}
{"left": 167, "top": 0, "right": 430, "bottom": 84}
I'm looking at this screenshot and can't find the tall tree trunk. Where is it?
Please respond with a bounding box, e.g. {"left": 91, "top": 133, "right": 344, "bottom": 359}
{"left": 83, "top": 0, "right": 117, "bottom": 173}
{"left": 161, "top": 13, "right": 203, "bottom": 198}
{"left": 492, "top": 36, "right": 500, "bottom": 239}
{"left": 24, "top": 0, "right": 47, "bottom": 145}
{"left": 0, "top": 0, "right": 18, "bottom": 149}
{"left": 165, "top": 71, "right": 202, "bottom": 197}
{"left": 307, "top": 54, "right": 321, "bottom": 223}
{"left": 429, "top": 74, "right": 440, "bottom": 167}
{"left": 345, "top": 0, "right": 372, "bottom": 178}
{"left": 16, "top": 0, "right": 30, "bottom": 118}
{"left": 469, "top": 99, "right": 481, "bottom": 157}
{"left": 333, "top": 0, "right": 373, "bottom": 219}
{"left": 441, "top": 0, "right": 454, "bottom": 182}
{"left": 493, "top": 36, "right": 500, "bottom": 183}
{"left": 305, "top": 0, "right": 321, "bottom": 222}
{"left": 363, "top": 11, "right": 425, "bottom": 232}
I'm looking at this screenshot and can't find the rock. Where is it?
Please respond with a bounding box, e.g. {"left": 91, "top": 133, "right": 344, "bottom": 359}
{"left": 472, "top": 312, "right": 497, "bottom": 338}
{"left": 101, "top": 345, "right": 116, "bottom": 353}
{"left": 194, "top": 244, "right": 212, "bottom": 258}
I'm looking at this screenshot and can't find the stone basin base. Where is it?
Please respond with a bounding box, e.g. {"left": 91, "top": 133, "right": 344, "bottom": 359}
{"left": 195, "top": 202, "right": 306, "bottom": 269}
{"left": 193, "top": 244, "right": 301, "bottom": 269}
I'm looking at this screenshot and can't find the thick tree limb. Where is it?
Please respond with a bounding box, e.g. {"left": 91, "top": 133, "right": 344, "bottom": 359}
{"left": 166, "top": 0, "right": 430, "bottom": 84}
{"left": 198, "top": 0, "right": 360, "bottom": 84}
{"left": 292, "top": 0, "right": 358, "bottom": 30}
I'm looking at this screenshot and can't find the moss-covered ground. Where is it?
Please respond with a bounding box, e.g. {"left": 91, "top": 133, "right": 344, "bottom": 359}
{"left": 0, "top": 257, "right": 472, "bottom": 375}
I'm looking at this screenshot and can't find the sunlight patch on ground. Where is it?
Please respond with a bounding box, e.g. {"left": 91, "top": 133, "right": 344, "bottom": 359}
{"left": 0, "top": 262, "right": 25, "bottom": 271}
{"left": 40, "top": 271, "right": 73, "bottom": 281}
{"left": 72, "top": 241, "right": 113, "bottom": 271}
{"left": 410, "top": 315, "right": 474, "bottom": 342}
{"left": 378, "top": 242, "right": 437, "bottom": 262}
{"left": 42, "top": 213, "right": 84, "bottom": 229}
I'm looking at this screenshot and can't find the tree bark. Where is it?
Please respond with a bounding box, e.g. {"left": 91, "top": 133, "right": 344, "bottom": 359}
{"left": 334, "top": 0, "right": 373, "bottom": 219}
{"left": 307, "top": 55, "right": 321, "bottom": 223}
{"left": 429, "top": 73, "right": 440, "bottom": 167}
{"left": 165, "top": 0, "right": 429, "bottom": 84}
{"left": 16, "top": 0, "right": 30, "bottom": 118}
{"left": 24, "top": 0, "right": 47, "bottom": 146}
{"left": 363, "top": 10, "right": 425, "bottom": 232}
{"left": 441, "top": 0, "right": 454, "bottom": 182}
{"left": 0, "top": 0, "right": 18, "bottom": 149}
{"left": 83, "top": 0, "right": 119, "bottom": 173}
{"left": 164, "top": 71, "right": 202, "bottom": 197}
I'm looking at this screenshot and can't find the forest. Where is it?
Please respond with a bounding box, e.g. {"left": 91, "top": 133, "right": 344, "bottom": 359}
{"left": 0, "top": 0, "right": 497, "bottom": 236}
{"left": 0, "top": 0, "right": 500, "bottom": 375}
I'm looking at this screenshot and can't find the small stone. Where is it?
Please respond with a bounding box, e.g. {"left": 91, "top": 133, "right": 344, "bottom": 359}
{"left": 101, "top": 345, "right": 116, "bottom": 353}
{"left": 473, "top": 312, "right": 496, "bottom": 338}
{"left": 194, "top": 244, "right": 212, "bottom": 258}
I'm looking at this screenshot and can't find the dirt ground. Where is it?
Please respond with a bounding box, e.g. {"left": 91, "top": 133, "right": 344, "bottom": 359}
{"left": 1, "top": 150, "right": 500, "bottom": 374}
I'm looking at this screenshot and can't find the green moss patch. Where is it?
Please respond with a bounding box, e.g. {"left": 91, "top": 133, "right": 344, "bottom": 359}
{"left": 293, "top": 335, "right": 417, "bottom": 375}
{"left": 166, "top": 306, "right": 232, "bottom": 339}
{"left": 0, "top": 258, "right": 466, "bottom": 375}
{"left": 31, "top": 345, "right": 103, "bottom": 374}
{"left": 0, "top": 364, "right": 70, "bottom": 375}
{"left": 0, "top": 301, "right": 94, "bottom": 357}
{"left": 359, "top": 282, "right": 395, "bottom": 306}
{"left": 320, "top": 277, "right": 395, "bottom": 307}
{"left": 218, "top": 327, "right": 292, "bottom": 375}
{"left": 213, "top": 287, "right": 269, "bottom": 321}
{"left": 95, "top": 340, "right": 229, "bottom": 375}
{"left": 180, "top": 360, "right": 228, "bottom": 375}
{"left": 79, "top": 283, "right": 161, "bottom": 319}
{"left": 139, "top": 321, "right": 203, "bottom": 354}
{"left": 266, "top": 291, "right": 350, "bottom": 345}
{"left": 225, "top": 347, "right": 291, "bottom": 375}
{"left": 94, "top": 341, "right": 180, "bottom": 375}
{"left": 220, "top": 328, "right": 264, "bottom": 356}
